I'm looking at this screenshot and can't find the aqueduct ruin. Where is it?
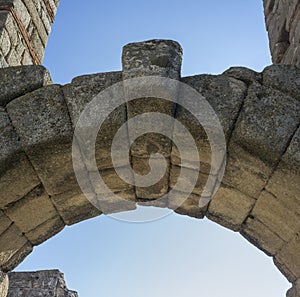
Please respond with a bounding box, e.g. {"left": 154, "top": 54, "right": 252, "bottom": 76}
{"left": 0, "top": 0, "right": 299, "bottom": 296}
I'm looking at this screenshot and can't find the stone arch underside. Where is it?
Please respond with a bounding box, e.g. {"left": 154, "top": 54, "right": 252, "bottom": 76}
{"left": 0, "top": 0, "right": 299, "bottom": 295}
{"left": 0, "top": 39, "right": 299, "bottom": 296}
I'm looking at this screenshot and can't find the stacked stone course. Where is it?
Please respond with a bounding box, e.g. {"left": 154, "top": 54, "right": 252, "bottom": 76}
{"left": 7, "top": 270, "right": 78, "bottom": 297}
{"left": 263, "top": 0, "right": 300, "bottom": 65}
{"left": 0, "top": 0, "right": 59, "bottom": 67}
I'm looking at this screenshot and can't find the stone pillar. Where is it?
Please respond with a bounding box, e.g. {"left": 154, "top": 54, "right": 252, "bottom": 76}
{"left": 7, "top": 270, "right": 78, "bottom": 297}
{"left": 0, "top": 0, "right": 60, "bottom": 68}
{"left": 263, "top": 0, "right": 300, "bottom": 65}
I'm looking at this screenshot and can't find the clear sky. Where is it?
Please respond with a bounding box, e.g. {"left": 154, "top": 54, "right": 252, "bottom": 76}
{"left": 16, "top": 0, "right": 291, "bottom": 296}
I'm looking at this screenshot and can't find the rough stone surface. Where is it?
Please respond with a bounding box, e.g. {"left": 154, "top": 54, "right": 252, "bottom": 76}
{"left": 7, "top": 270, "right": 78, "bottom": 297}
{"left": 0, "top": 39, "right": 299, "bottom": 297}
{"left": 0, "top": 65, "right": 52, "bottom": 106}
{"left": 232, "top": 83, "right": 300, "bottom": 166}
{"left": 206, "top": 185, "right": 255, "bottom": 232}
{"left": 123, "top": 40, "right": 182, "bottom": 201}
{"left": 5, "top": 185, "right": 60, "bottom": 241}
{"left": 0, "top": 0, "right": 60, "bottom": 67}
{"left": 287, "top": 279, "right": 300, "bottom": 297}
{"left": 122, "top": 39, "right": 182, "bottom": 80}
{"left": 0, "top": 272, "right": 8, "bottom": 297}
{"left": 51, "top": 190, "right": 101, "bottom": 226}
{"left": 0, "top": 224, "right": 30, "bottom": 270}
{"left": 263, "top": 0, "right": 300, "bottom": 65}
{"left": 0, "top": 107, "right": 40, "bottom": 209}
{"left": 275, "top": 233, "right": 300, "bottom": 282}
{"left": 241, "top": 216, "right": 285, "bottom": 256}
{"left": 266, "top": 126, "right": 300, "bottom": 216}
{"left": 250, "top": 191, "right": 300, "bottom": 243}
{"left": 6, "top": 85, "right": 75, "bottom": 196}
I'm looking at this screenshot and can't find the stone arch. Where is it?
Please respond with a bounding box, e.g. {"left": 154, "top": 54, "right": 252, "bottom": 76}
{"left": 0, "top": 39, "right": 299, "bottom": 297}
{"left": 0, "top": 0, "right": 299, "bottom": 296}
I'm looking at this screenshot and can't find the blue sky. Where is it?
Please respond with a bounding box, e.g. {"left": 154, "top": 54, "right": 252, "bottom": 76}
{"left": 16, "top": 1, "right": 291, "bottom": 296}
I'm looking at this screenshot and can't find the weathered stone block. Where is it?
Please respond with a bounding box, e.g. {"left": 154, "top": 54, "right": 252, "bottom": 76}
{"left": 275, "top": 233, "right": 300, "bottom": 282}
{"left": 1, "top": 242, "right": 32, "bottom": 272}
{"left": 0, "top": 224, "right": 29, "bottom": 269}
{"left": 63, "top": 71, "right": 127, "bottom": 171}
{"left": 206, "top": 185, "right": 255, "bottom": 231}
{"left": 26, "top": 215, "right": 64, "bottom": 246}
{"left": 168, "top": 191, "right": 207, "bottom": 219}
{"left": 51, "top": 190, "right": 102, "bottom": 225}
{"left": 64, "top": 71, "right": 123, "bottom": 126}
{"left": 0, "top": 65, "right": 52, "bottom": 106}
{"left": 232, "top": 84, "right": 300, "bottom": 166}
{"left": 8, "top": 270, "right": 78, "bottom": 297}
{"left": 132, "top": 156, "right": 169, "bottom": 201}
{"left": 241, "top": 216, "right": 285, "bottom": 256}
{"left": 0, "top": 211, "right": 11, "bottom": 236}
{"left": 262, "top": 65, "right": 300, "bottom": 99}
{"left": 264, "top": 0, "right": 300, "bottom": 65}
{"left": 222, "top": 143, "right": 272, "bottom": 198}
{"left": 266, "top": 127, "right": 300, "bottom": 215}
{"left": 93, "top": 192, "right": 137, "bottom": 215}
{"left": 122, "top": 39, "right": 182, "bottom": 80}
{"left": 90, "top": 167, "right": 134, "bottom": 195}
{"left": 170, "top": 165, "right": 216, "bottom": 197}
{"left": 0, "top": 108, "right": 40, "bottom": 209}
{"left": 173, "top": 74, "right": 246, "bottom": 172}
{"left": 7, "top": 85, "right": 76, "bottom": 196}
{"left": 122, "top": 40, "right": 183, "bottom": 204}
{"left": 251, "top": 191, "right": 300, "bottom": 242}
{"left": 222, "top": 66, "right": 262, "bottom": 85}
{"left": 5, "top": 185, "right": 58, "bottom": 234}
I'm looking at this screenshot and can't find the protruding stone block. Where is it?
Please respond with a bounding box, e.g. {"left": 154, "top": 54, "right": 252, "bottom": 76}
{"left": 122, "top": 40, "right": 182, "bottom": 201}
{"left": 132, "top": 156, "right": 169, "bottom": 202}
{"left": 206, "top": 185, "right": 255, "bottom": 231}
{"left": 0, "top": 224, "right": 29, "bottom": 269}
{"left": 232, "top": 84, "right": 300, "bottom": 166}
{"left": 176, "top": 74, "right": 246, "bottom": 169}
{"left": 222, "top": 67, "right": 261, "bottom": 85}
{"left": 26, "top": 216, "right": 64, "bottom": 246}
{"left": 64, "top": 71, "right": 130, "bottom": 176}
{"left": 262, "top": 65, "right": 300, "bottom": 99}
{"left": 275, "top": 233, "right": 300, "bottom": 282}
{"left": 0, "top": 212, "right": 11, "bottom": 236}
{"left": 168, "top": 191, "right": 207, "bottom": 219}
{"left": 266, "top": 127, "right": 300, "bottom": 215}
{"left": 7, "top": 85, "right": 76, "bottom": 196}
{"left": 222, "top": 143, "right": 273, "bottom": 198}
{"left": 0, "top": 66, "right": 52, "bottom": 106}
{"left": 5, "top": 185, "right": 58, "bottom": 235}
{"left": 241, "top": 216, "right": 285, "bottom": 256}
{"left": 51, "top": 190, "right": 102, "bottom": 226}
{"left": 122, "top": 39, "right": 182, "bottom": 80}
{"left": 1, "top": 242, "right": 32, "bottom": 272}
{"left": 0, "top": 108, "right": 39, "bottom": 209}
{"left": 251, "top": 191, "right": 300, "bottom": 242}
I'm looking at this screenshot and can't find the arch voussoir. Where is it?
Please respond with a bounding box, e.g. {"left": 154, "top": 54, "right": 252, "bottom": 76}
{"left": 0, "top": 40, "right": 299, "bottom": 297}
